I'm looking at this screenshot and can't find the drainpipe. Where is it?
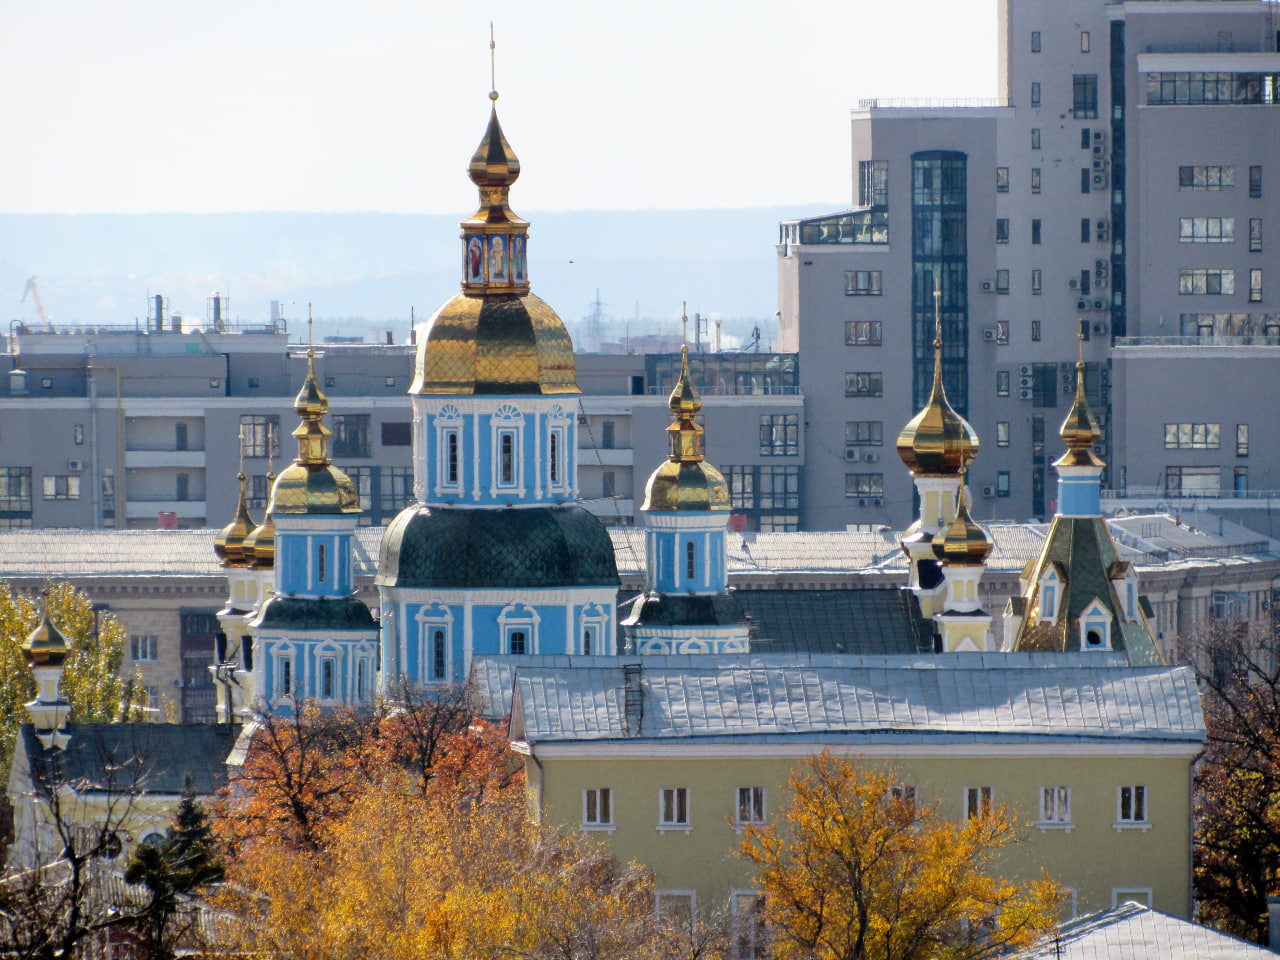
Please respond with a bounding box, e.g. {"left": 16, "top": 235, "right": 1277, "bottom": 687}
{"left": 87, "top": 358, "right": 100, "bottom": 528}
{"left": 88, "top": 362, "right": 125, "bottom": 529}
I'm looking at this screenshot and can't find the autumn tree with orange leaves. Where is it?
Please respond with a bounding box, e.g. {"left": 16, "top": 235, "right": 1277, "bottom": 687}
{"left": 212, "top": 687, "right": 708, "bottom": 960}
{"left": 740, "top": 751, "right": 1060, "bottom": 960}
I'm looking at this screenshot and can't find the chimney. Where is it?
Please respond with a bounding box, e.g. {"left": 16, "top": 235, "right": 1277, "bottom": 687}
{"left": 622, "top": 662, "right": 643, "bottom": 736}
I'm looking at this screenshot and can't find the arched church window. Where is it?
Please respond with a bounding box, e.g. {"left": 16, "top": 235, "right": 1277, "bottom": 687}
{"left": 549, "top": 431, "right": 560, "bottom": 484}
{"left": 510, "top": 630, "right": 527, "bottom": 655}
{"left": 686, "top": 541, "right": 697, "bottom": 581}
{"left": 320, "top": 658, "right": 335, "bottom": 699}
{"left": 583, "top": 628, "right": 592, "bottom": 656}
{"left": 280, "top": 659, "right": 292, "bottom": 697}
{"left": 318, "top": 544, "right": 327, "bottom": 583}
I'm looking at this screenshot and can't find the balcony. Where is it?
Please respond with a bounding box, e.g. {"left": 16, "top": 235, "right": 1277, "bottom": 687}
{"left": 125, "top": 448, "right": 206, "bottom": 468}
{"left": 579, "top": 447, "right": 633, "bottom": 467}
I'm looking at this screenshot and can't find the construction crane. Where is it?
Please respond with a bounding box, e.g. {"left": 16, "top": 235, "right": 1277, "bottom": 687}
{"left": 20, "top": 276, "right": 50, "bottom": 329}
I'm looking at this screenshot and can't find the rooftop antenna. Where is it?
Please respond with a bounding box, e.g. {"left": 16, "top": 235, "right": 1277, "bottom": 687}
{"left": 681, "top": 302, "right": 689, "bottom": 350}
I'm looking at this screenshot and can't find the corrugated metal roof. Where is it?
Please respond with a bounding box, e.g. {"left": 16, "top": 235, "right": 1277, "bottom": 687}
{"left": 483, "top": 653, "right": 1202, "bottom": 744}
{"left": 1015, "top": 903, "right": 1274, "bottom": 959}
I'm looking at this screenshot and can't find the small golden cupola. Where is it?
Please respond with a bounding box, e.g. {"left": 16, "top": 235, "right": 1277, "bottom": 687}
{"left": 22, "top": 600, "right": 71, "bottom": 668}
{"left": 1057, "top": 329, "right": 1105, "bottom": 469}
{"left": 214, "top": 438, "right": 257, "bottom": 566}
{"left": 269, "top": 336, "right": 360, "bottom": 516}
{"left": 411, "top": 75, "right": 577, "bottom": 398}
{"left": 642, "top": 311, "right": 731, "bottom": 513}
{"left": 932, "top": 473, "right": 993, "bottom": 567}
{"left": 896, "top": 291, "right": 979, "bottom": 477}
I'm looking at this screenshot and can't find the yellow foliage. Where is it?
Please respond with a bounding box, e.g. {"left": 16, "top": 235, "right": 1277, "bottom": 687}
{"left": 0, "top": 580, "right": 148, "bottom": 773}
{"left": 740, "top": 750, "right": 1061, "bottom": 960}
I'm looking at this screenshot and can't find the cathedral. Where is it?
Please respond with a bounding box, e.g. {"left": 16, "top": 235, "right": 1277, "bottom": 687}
{"left": 207, "top": 90, "right": 1163, "bottom": 720}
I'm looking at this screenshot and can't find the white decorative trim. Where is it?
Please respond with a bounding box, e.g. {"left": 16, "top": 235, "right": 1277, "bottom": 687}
{"left": 415, "top": 601, "right": 455, "bottom": 682}
{"left": 515, "top": 740, "right": 1203, "bottom": 760}
{"left": 1079, "top": 598, "right": 1114, "bottom": 650}
{"left": 498, "top": 601, "right": 540, "bottom": 655}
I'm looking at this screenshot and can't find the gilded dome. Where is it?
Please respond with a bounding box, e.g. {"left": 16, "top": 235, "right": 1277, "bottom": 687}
{"left": 642, "top": 339, "right": 730, "bottom": 513}
{"left": 931, "top": 480, "right": 992, "bottom": 566}
{"left": 643, "top": 459, "right": 731, "bottom": 513}
{"left": 1057, "top": 330, "right": 1105, "bottom": 468}
{"left": 411, "top": 292, "right": 578, "bottom": 396}
{"left": 23, "top": 606, "right": 70, "bottom": 668}
{"left": 242, "top": 514, "right": 276, "bottom": 568}
{"left": 896, "top": 316, "right": 978, "bottom": 477}
{"left": 214, "top": 473, "right": 256, "bottom": 567}
{"left": 268, "top": 462, "right": 360, "bottom": 516}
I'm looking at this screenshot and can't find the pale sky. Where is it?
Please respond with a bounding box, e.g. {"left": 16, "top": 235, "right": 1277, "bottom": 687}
{"left": 0, "top": 1, "right": 997, "bottom": 214}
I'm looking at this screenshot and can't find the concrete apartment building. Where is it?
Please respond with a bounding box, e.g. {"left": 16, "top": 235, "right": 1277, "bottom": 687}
{"left": 0, "top": 300, "right": 803, "bottom": 533}
{"left": 780, "top": 0, "right": 1280, "bottom": 531}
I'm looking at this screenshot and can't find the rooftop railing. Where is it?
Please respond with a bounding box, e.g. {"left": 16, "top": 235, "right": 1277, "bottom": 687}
{"left": 856, "top": 97, "right": 1012, "bottom": 110}
{"left": 1115, "top": 335, "right": 1280, "bottom": 347}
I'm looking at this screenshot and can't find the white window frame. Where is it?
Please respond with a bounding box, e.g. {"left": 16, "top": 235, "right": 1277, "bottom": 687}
{"left": 318, "top": 655, "right": 337, "bottom": 702}
{"left": 658, "top": 786, "right": 691, "bottom": 834}
{"left": 579, "top": 603, "right": 609, "bottom": 656}
{"left": 1078, "top": 598, "right": 1113, "bottom": 650}
{"left": 498, "top": 602, "right": 540, "bottom": 656}
{"left": 1038, "top": 785, "right": 1073, "bottom": 831}
{"left": 966, "top": 786, "right": 994, "bottom": 819}
{"left": 433, "top": 404, "right": 464, "bottom": 497}
{"left": 656, "top": 889, "right": 697, "bottom": 927}
{"left": 583, "top": 787, "right": 614, "bottom": 832}
{"left": 416, "top": 602, "right": 454, "bottom": 683}
{"left": 1111, "top": 887, "right": 1153, "bottom": 908}
{"left": 1037, "top": 568, "right": 1063, "bottom": 624}
{"left": 489, "top": 403, "right": 526, "bottom": 497}
{"left": 130, "top": 635, "right": 157, "bottom": 662}
{"left": 736, "top": 786, "right": 766, "bottom": 827}
{"left": 276, "top": 652, "right": 295, "bottom": 699}
{"left": 1115, "top": 785, "right": 1151, "bottom": 832}
{"left": 547, "top": 405, "right": 573, "bottom": 497}
{"left": 731, "top": 890, "right": 768, "bottom": 960}
{"left": 889, "top": 783, "right": 917, "bottom": 806}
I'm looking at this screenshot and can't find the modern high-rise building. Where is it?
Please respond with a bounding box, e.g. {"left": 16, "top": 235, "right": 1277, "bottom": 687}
{"left": 780, "top": 0, "right": 1280, "bottom": 530}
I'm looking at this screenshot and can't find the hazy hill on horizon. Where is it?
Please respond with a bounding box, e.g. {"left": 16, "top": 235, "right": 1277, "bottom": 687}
{"left": 0, "top": 205, "right": 839, "bottom": 347}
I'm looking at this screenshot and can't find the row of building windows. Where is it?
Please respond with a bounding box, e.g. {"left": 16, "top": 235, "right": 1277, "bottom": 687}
{"left": 758, "top": 415, "right": 799, "bottom": 457}
{"left": 239, "top": 414, "right": 410, "bottom": 459}
{"left": 1179, "top": 165, "right": 1264, "bottom": 198}
{"left": 1029, "top": 30, "right": 1092, "bottom": 55}
{"left": 1178, "top": 268, "right": 1264, "bottom": 301}
{"left": 997, "top": 166, "right": 1044, "bottom": 195}
{"left": 1147, "top": 72, "right": 1280, "bottom": 106}
{"left": 581, "top": 782, "right": 1151, "bottom": 832}
{"left": 1163, "top": 423, "right": 1250, "bottom": 456}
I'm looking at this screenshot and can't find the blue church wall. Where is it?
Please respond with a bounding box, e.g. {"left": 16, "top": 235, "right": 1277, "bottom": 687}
{"left": 647, "top": 525, "right": 726, "bottom": 595}
{"left": 418, "top": 400, "right": 578, "bottom": 508}
{"left": 380, "top": 592, "right": 617, "bottom": 687}
{"left": 258, "top": 635, "right": 377, "bottom": 714}
{"left": 275, "top": 529, "right": 355, "bottom": 596}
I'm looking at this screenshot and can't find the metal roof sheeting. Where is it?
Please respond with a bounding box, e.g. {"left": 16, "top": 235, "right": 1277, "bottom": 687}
{"left": 477, "top": 653, "right": 1203, "bottom": 744}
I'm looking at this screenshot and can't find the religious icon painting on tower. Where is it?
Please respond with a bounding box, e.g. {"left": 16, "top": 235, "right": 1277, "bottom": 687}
{"left": 511, "top": 236, "right": 526, "bottom": 284}
{"left": 467, "top": 236, "right": 485, "bottom": 284}
{"left": 490, "top": 235, "right": 508, "bottom": 283}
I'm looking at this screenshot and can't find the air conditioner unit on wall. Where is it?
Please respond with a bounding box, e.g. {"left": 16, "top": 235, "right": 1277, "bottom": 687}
{"left": 1077, "top": 298, "right": 1089, "bottom": 311}
{"left": 1093, "top": 130, "right": 1106, "bottom": 144}
{"left": 1018, "top": 388, "right": 1034, "bottom": 400}
{"left": 983, "top": 327, "right": 997, "bottom": 342}
{"left": 864, "top": 452, "right": 879, "bottom": 463}
{"left": 249, "top": 498, "right": 267, "bottom": 509}
{"left": 67, "top": 459, "right": 83, "bottom": 472}
{"left": 1093, "top": 173, "right": 1108, "bottom": 188}
{"left": 1019, "top": 364, "right": 1033, "bottom": 376}
{"left": 1068, "top": 278, "right": 1080, "bottom": 290}
{"left": 1093, "top": 299, "right": 1106, "bottom": 311}
{"left": 1096, "top": 222, "right": 1110, "bottom": 241}
{"left": 1093, "top": 322, "right": 1109, "bottom": 335}
{"left": 981, "top": 280, "right": 995, "bottom": 292}
{"left": 846, "top": 450, "right": 860, "bottom": 462}
{"left": 1093, "top": 144, "right": 1105, "bottom": 157}
{"left": 982, "top": 485, "right": 997, "bottom": 497}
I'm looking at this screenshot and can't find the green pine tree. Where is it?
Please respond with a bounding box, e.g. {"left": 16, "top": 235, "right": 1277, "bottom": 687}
{"left": 123, "top": 776, "right": 224, "bottom": 960}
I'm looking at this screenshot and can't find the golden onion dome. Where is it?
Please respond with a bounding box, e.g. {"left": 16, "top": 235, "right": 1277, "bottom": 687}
{"left": 214, "top": 472, "right": 256, "bottom": 567}
{"left": 268, "top": 462, "right": 360, "bottom": 516}
{"left": 642, "top": 337, "right": 731, "bottom": 513}
{"left": 411, "top": 292, "right": 578, "bottom": 396}
{"left": 1057, "top": 328, "right": 1105, "bottom": 469}
{"left": 468, "top": 102, "right": 520, "bottom": 192}
{"left": 931, "top": 479, "right": 992, "bottom": 566}
{"left": 896, "top": 315, "right": 979, "bottom": 477}
{"left": 242, "top": 513, "right": 276, "bottom": 568}
{"left": 22, "top": 603, "right": 70, "bottom": 668}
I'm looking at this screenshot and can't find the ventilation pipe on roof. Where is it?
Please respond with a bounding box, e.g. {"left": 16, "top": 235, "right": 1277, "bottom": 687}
{"left": 622, "top": 662, "right": 643, "bottom": 736}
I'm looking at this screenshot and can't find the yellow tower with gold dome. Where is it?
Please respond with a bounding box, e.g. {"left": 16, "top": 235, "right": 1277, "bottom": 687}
{"left": 896, "top": 288, "right": 982, "bottom": 614}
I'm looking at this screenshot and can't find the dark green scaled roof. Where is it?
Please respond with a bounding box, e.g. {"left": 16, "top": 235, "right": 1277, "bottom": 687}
{"left": 738, "top": 588, "right": 935, "bottom": 655}
{"left": 377, "top": 504, "right": 620, "bottom": 590}
{"left": 1013, "top": 516, "right": 1162, "bottom": 665}
{"left": 253, "top": 595, "right": 377, "bottom": 631}
{"left": 621, "top": 592, "right": 746, "bottom": 628}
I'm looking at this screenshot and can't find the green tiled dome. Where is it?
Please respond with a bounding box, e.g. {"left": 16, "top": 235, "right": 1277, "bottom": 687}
{"left": 253, "top": 595, "right": 378, "bottom": 631}
{"left": 377, "top": 505, "right": 620, "bottom": 590}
